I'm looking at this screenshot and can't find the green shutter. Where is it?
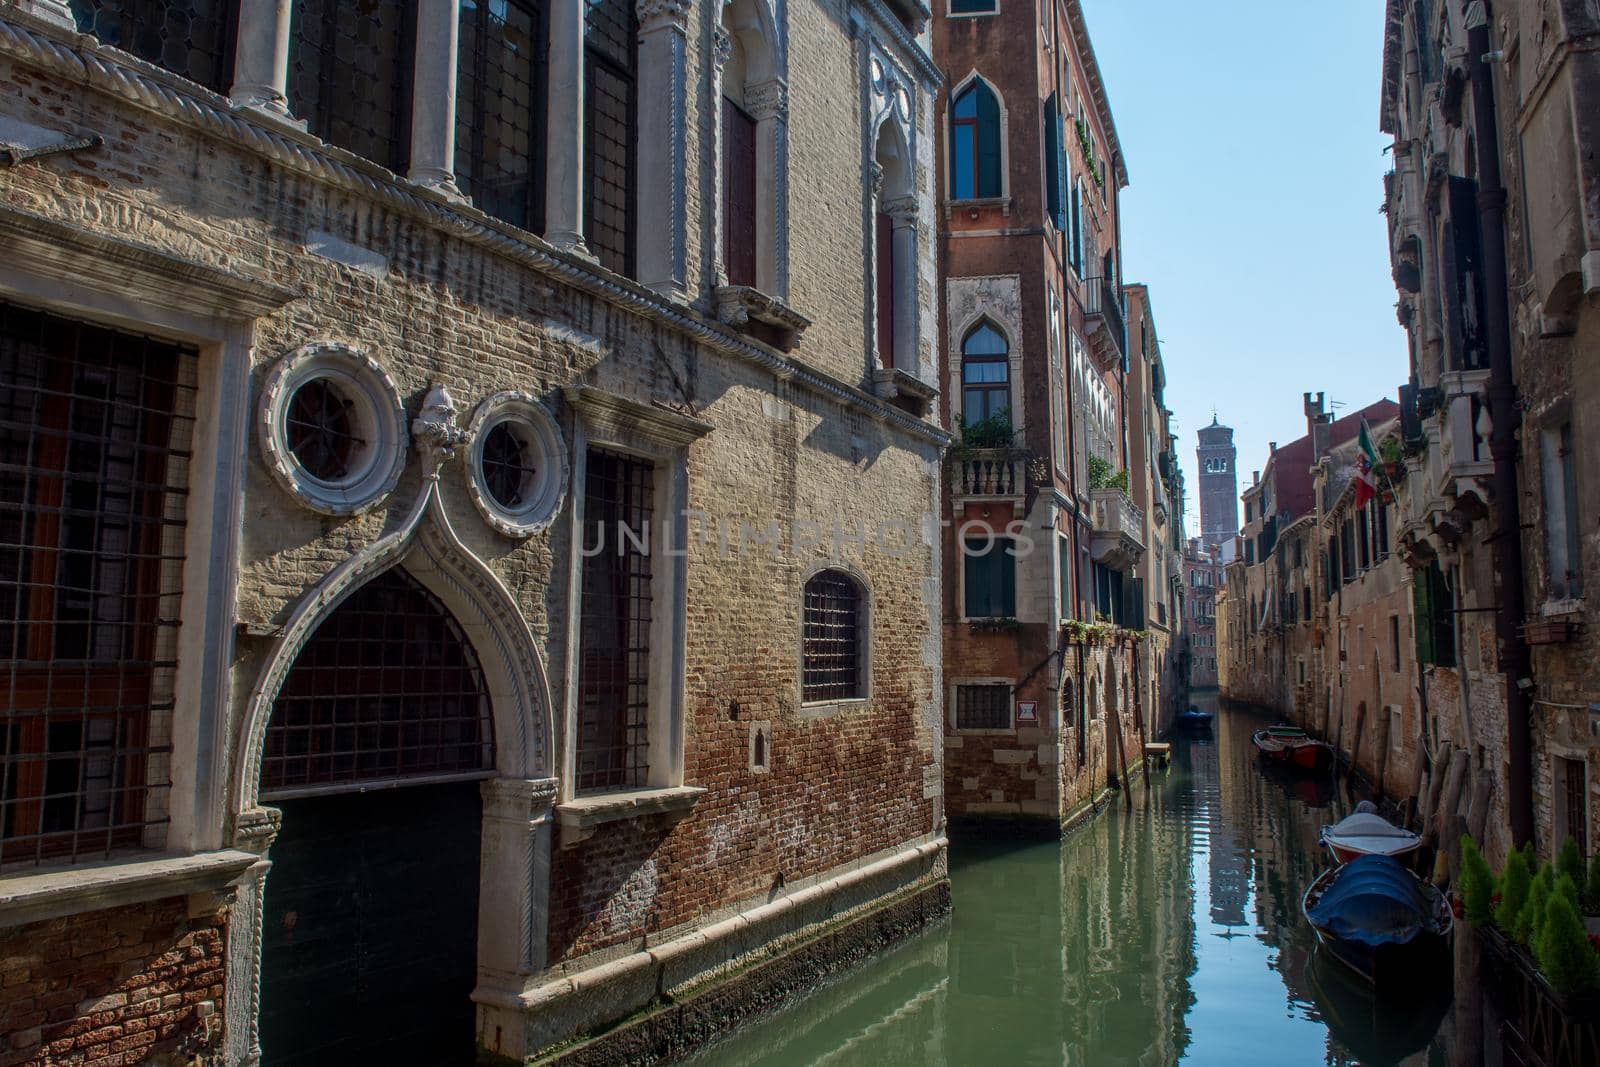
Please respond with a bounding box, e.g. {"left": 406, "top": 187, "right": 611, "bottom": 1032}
{"left": 1413, "top": 565, "right": 1435, "bottom": 665}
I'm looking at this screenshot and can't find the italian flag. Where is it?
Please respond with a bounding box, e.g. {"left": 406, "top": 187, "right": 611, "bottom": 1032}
{"left": 1354, "top": 418, "right": 1379, "bottom": 509}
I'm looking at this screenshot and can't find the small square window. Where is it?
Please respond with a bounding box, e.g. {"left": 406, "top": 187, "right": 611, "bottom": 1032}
{"left": 950, "top": 0, "right": 997, "bottom": 13}
{"left": 955, "top": 684, "right": 1011, "bottom": 730}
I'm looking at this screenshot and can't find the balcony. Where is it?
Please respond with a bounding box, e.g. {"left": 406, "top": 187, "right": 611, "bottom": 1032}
{"left": 1090, "top": 487, "right": 1145, "bottom": 572}
{"left": 1083, "top": 275, "right": 1127, "bottom": 369}
{"left": 1396, "top": 369, "right": 1493, "bottom": 565}
{"left": 951, "top": 448, "right": 1033, "bottom": 506}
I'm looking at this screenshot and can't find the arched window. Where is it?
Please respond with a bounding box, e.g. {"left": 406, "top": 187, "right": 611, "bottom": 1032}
{"left": 262, "top": 569, "right": 494, "bottom": 795}
{"left": 961, "top": 323, "right": 1010, "bottom": 424}
{"left": 802, "top": 570, "right": 865, "bottom": 703}
{"left": 949, "top": 80, "right": 1002, "bottom": 200}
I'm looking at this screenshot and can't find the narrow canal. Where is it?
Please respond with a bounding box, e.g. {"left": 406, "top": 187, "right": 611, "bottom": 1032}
{"left": 685, "top": 699, "right": 1453, "bottom": 1066}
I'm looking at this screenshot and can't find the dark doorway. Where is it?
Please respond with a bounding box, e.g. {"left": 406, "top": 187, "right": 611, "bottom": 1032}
{"left": 260, "top": 782, "right": 483, "bottom": 1066}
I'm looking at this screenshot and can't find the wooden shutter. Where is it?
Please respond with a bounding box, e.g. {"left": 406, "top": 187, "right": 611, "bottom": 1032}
{"left": 722, "top": 98, "right": 757, "bottom": 287}
{"left": 1444, "top": 176, "right": 1488, "bottom": 370}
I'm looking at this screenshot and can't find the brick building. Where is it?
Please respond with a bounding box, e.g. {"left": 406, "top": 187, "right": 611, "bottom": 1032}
{"left": 0, "top": 0, "right": 953, "bottom": 1062}
{"left": 1184, "top": 538, "right": 1222, "bottom": 690}
{"left": 1380, "top": 0, "right": 1599, "bottom": 865}
{"left": 1196, "top": 416, "right": 1238, "bottom": 556}
{"left": 933, "top": 0, "right": 1173, "bottom": 829}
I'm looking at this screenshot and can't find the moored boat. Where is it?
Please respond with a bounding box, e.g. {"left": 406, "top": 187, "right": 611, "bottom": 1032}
{"left": 1174, "top": 707, "right": 1214, "bottom": 731}
{"left": 1252, "top": 725, "right": 1333, "bottom": 771}
{"left": 1302, "top": 854, "right": 1453, "bottom": 986}
{"left": 1321, "top": 810, "right": 1422, "bottom": 865}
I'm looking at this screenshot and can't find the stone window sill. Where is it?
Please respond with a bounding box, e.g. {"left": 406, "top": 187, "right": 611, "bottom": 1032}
{"left": 0, "top": 850, "right": 261, "bottom": 930}
{"left": 798, "top": 697, "right": 869, "bottom": 721}
{"left": 555, "top": 786, "right": 706, "bottom": 847}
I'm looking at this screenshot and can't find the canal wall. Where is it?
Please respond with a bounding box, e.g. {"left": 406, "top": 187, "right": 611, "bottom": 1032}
{"left": 527, "top": 860, "right": 951, "bottom": 1066}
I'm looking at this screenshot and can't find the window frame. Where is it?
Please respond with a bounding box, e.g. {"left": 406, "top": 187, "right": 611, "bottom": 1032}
{"left": 948, "top": 78, "right": 1005, "bottom": 201}
{"left": 455, "top": 0, "right": 550, "bottom": 232}
{"left": 960, "top": 321, "right": 1011, "bottom": 426}
{"left": 949, "top": 679, "right": 1015, "bottom": 734}
{"left": 798, "top": 566, "right": 871, "bottom": 711}
{"left": 583, "top": 0, "right": 639, "bottom": 278}
{"left": 961, "top": 536, "right": 1017, "bottom": 621}
{"left": 947, "top": 0, "right": 999, "bottom": 18}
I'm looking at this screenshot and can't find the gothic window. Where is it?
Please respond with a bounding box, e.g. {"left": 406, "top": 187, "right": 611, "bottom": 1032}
{"left": 289, "top": 0, "right": 411, "bottom": 170}
{"left": 961, "top": 322, "right": 1010, "bottom": 425}
{"left": 456, "top": 0, "right": 548, "bottom": 231}
{"left": 261, "top": 569, "right": 494, "bottom": 795}
{"left": 802, "top": 571, "right": 865, "bottom": 703}
{"left": 949, "top": 80, "right": 1002, "bottom": 200}
{"left": 69, "top": 0, "right": 235, "bottom": 91}
{"left": 576, "top": 449, "right": 655, "bottom": 792}
{"left": 1, "top": 302, "right": 197, "bottom": 866}
{"left": 584, "top": 0, "right": 637, "bottom": 277}
{"left": 723, "top": 97, "right": 758, "bottom": 287}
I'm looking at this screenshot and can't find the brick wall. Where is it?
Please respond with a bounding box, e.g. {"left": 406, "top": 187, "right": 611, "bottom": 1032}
{"left": 0, "top": 899, "right": 225, "bottom": 1067}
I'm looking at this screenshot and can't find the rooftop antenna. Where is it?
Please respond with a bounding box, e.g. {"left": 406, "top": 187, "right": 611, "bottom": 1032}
{"left": 1328, "top": 398, "right": 1348, "bottom": 410}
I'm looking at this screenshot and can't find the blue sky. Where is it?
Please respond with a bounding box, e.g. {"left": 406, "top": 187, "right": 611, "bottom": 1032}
{"left": 1081, "top": 0, "right": 1406, "bottom": 535}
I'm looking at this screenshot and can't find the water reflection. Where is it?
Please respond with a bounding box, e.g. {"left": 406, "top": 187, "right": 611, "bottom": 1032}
{"left": 684, "top": 700, "right": 1450, "bottom": 1066}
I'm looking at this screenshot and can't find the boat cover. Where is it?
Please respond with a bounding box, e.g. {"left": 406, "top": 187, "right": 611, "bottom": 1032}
{"left": 1323, "top": 812, "right": 1420, "bottom": 856}
{"left": 1308, "top": 855, "right": 1431, "bottom": 947}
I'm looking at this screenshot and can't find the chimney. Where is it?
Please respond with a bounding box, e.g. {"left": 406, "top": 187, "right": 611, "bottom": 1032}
{"left": 1253, "top": 470, "right": 1260, "bottom": 485}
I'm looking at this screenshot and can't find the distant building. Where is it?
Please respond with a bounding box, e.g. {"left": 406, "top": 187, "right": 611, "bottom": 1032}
{"left": 1197, "top": 418, "right": 1239, "bottom": 553}
{"left": 1185, "top": 537, "right": 1223, "bottom": 689}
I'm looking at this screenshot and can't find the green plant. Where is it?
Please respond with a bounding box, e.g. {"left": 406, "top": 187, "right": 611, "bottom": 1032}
{"left": 1496, "top": 847, "right": 1533, "bottom": 932}
{"left": 1516, "top": 867, "right": 1555, "bottom": 947}
{"left": 1087, "top": 454, "right": 1113, "bottom": 490}
{"left": 1107, "top": 468, "right": 1130, "bottom": 494}
{"left": 1585, "top": 854, "right": 1600, "bottom": 916}
{"left": 1558, "top": 838, "right": 1585, "bottom": 889}
{"left": 1533, "top": 889, "right": 1600, "bottom": 996}
{"left": 1460, "top": 836, "right": 1495, "bottom": 927}
{"left": 958, "top": 409, "right": 1016, "bottom": 451}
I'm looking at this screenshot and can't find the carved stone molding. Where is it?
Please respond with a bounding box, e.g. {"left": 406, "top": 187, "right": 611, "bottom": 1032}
{"left": 464, "top": 392, "right": 569, "bottom": 538}
{"left": 744, "top": 78, "right": 788, "bottom": 121}
{"left": 412, "top": 383, "right": 471, "bottom": 469}
{"left": 882, "top": 195, "right": 918, "bottom": 226}
{"left": 481, "top": 776, "right": 560, "bottom": 823}
{"left": 257, "top": 342, "right": 409, "bottom": 517}
{"left": 637, "top": 0, "right": 690, "bottom": 32}
{"left": 563, "top": 384, "right": 715, "bottom": 449}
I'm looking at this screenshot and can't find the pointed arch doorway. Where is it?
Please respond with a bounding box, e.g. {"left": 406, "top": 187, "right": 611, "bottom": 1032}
{"left": 258, "top": 568, "right": 493, "bottom": 1066}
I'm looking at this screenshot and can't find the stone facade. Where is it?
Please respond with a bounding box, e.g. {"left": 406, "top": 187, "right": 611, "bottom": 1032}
{"left": 1184, "top": 539, "right": 1222, "bottom": 689}
{"left": 0, "top": 0, "right": 951, "bottom": 1061}
{"left": 1380, "top": 0, "right": 1599, "bottom": 865}
{"left": 1196, "top": 418, "right": 1238, "bottom": 555}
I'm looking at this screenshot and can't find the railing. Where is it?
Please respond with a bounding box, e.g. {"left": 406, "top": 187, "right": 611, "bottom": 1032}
{"left": 1083, "top": 276, "right": 1128, "bottom": 364}
{"left": 1091, "top": 488, "right": 1146, "bottom": 549}
{"left": 953, "top": 449, "right": 1029, "bottom": 499}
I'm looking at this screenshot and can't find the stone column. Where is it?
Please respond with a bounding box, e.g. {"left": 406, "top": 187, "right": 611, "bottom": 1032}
{"left": 230, "top": 0, "right": 296, "bottom": 123}
{"left": 884, "top": 194, "right": 918, "bottom": 372}
{"left": 11, "top": 0, "right": 74, "bottom": 30}
{"left": 408, "top": 0, "right": 465, "bottom": 198}
{"left": 544, "top": 0, "right": 590, "bottom": 255}
{"left": 709, "top": 25, "right": 733, "bottom": 288}
{"left": 745, "top": 78, "right": 788, "bottom": 298}
{"left": 476, "top": 777, "right": 559, "bottom": 983}
{"left": 634, "top": 0, "right": 691, "bottom": 298}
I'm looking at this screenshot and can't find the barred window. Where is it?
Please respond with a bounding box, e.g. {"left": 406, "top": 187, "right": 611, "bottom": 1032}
{"left": 802, "top": 571, "right": 864, "bottom": 703}
{"left": 583, "top": 0, "right": 636, "bottom": 277}
{"left": 289, "top": 0, "right": 411, "bottom": 171}
{"left": 576, "top": 450, "right": 654, "bottom": 793}
{"left": 69, "top": 0, "right": 236, "bottom": 92}
{"left": 1, "top": 302, "right": 197, "bottom": 867}
{"left": 955, "top": 685, "right": 1010, "bottom": 731}
{"left": 261, "top": 569, "right": 494, "bottom": 796}
{"left": 457, "top": 0, "right": 547, "bottom": 231}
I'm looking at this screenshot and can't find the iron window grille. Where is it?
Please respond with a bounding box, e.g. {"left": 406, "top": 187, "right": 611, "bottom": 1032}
{"left": 283, "top": 377, "right": 363, "bottom": 483}
{"left": 955, "top": 684, "right": 1010, "bottom": 730}
{"left": 288, "top": 0, "right": 413, "bottom": 172}
{"left": 801, "top": 571, "right": 863, "bottom": 703}
{"left": 69, "top": 0, "right": 237, "bottom": 92}
{"left": 1562, "top": 758, "right": 1588, "bottom": 858}
{"left": 261, "top": 568, "right": 494, "bottom": 796}
{"left": 583, "top": 0, "right": 637, "bottom": 278}
{"left": 576, "top": 449, "right": 654, "bottom": 793}
{"left": 1, "top": 302, "right": 197, "bottom": 868}
{"left": 480, "top": 421, "right": 535, "bottom": 510}
{"left": 456, "top": 0, "right": 547, "bottom": 231}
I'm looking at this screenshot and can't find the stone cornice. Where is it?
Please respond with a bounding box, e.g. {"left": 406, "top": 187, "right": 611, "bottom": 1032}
{"left": 0, "top": 11, "right": 951, "bottom": 450}
{"left": 852, "top": 0, "right": 941, "bottom": 86}
{"left": 0, "top": 202, "right": 300, "bottom": 318}
{"left": 563, "top": 385, "right": 716, "bottom": 449}
{"left": 1061, "top": 0, "right": 1129, "bottom": 189}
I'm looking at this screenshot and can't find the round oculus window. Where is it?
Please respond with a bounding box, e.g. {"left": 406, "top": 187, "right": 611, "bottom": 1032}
{"left": 259, "top": 343, "right": 407, "bottom": 516}
{"left": 465, "top": 393, "right": 567, "bottom": 538}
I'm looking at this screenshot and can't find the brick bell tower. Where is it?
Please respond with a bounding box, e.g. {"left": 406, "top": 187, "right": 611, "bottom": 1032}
{"left": 1196, "top": 416, "right": 1239, "bottom": 553}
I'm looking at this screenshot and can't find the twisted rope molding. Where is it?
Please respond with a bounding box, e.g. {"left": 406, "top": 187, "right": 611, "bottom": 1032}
{"left": 0, "top": 12, "right": 951, "bottom": 449}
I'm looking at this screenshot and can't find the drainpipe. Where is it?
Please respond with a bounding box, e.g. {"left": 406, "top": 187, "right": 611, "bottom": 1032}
{"left": 1466, "top": 1, "right": 1534, "bottom": 848}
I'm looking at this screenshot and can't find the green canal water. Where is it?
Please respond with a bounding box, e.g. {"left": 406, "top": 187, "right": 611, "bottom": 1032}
{"left": 685, "top": 700, "right": 1453, "bottom": 1067}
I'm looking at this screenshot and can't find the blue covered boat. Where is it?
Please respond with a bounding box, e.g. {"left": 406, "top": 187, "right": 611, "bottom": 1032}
{"left": 1174, "top": 707, "right": 1214, "bottom": 731}
{"left": 1302, "top": 854, "right": 1453, "bottom": 986}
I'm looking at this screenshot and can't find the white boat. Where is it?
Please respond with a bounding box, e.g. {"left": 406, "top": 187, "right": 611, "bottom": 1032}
{"left": 1320, "top": 811, "right": 1422, "bottom": 865}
